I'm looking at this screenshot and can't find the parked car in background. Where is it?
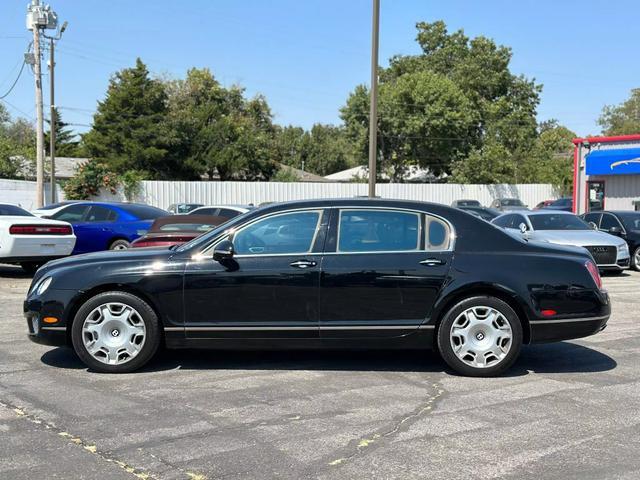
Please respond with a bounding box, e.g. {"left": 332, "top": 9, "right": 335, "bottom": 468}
{"left": 582, "top": 210, "right": 640, "bottom": 271}
{"left": 490, "top": 198, "right": 528, "bottom": 211}
{"left": 492, "top": 210, "right": 630, "bottom": 272}
{"left": 451, "top": 199, "right": 481, "bottom": 207}
{"left": 46, "top": 202, "right": 168, "bottom": 254}
{"left": 31, "top": 200, "right": 80, "bottom": 218}
{"left": 534, "top": 200, "right": 555, "bottom": 210}
{"left": 0, "top": 203, "right": 76, "bottom": 273}
{"left": 26, "top": 199, "right": 610, "bottom": 376}
{"left": 131, "top": 215, "right": 228, "bottom": 248}
{"left": 543, "top": 197, "right": 573, "bottom": 212}
{"left": 456, "top": 206, "right": 501, "bottom": 222}
{"left": 167, "top": 203, "right": 203, "bottom": 215}
{"left": 188, "top": 205, "right": 252, "bottom": 220}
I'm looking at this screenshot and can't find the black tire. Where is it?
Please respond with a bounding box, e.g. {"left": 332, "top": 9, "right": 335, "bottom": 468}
{"left": 437, "top": 296, "right": 523, "bottom": 377}
{"left": 20, "top": 262, "right": 41, "bottom": 274}
{"left": 70, "top": 291, "right": 161, "bottom": 373}
{"left": 109, "top": 239, "right": 131, "bottom": 250}
{"left": 632, "top": 246, "right": 640, "bottom": 272}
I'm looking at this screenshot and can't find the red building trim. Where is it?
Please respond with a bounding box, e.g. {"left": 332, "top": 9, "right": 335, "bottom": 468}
{"left": 572, "top": 145, "right": 579, "bottom": 213}
{"left": 572, "top": 134, "right": 640, "bottom": 145}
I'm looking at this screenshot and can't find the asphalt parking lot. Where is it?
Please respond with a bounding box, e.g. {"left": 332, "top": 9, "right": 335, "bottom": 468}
{"left": 0, "top": 266, "right": 639, "bottom": 480}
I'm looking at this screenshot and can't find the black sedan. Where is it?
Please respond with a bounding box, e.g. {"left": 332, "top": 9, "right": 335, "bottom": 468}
{"left": 25, "top": 199, "right": 610, "bottom": 377}
{"left": 582, "top": 210, "right": 640, "bottom": 271}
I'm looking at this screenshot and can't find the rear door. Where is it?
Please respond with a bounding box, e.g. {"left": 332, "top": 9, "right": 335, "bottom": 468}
{"left": 319, "top": 208, "right": 453, "bottom": 339}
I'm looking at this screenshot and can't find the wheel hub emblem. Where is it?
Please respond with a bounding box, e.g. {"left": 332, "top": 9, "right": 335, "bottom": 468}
{"left": 111, "top": 329, "right": 120, "bottom": 337}
{"left": 476, "top": 332, "right": 485, "bottom": 341}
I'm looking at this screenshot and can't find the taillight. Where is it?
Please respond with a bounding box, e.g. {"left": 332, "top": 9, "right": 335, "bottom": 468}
{"left": 585, "top": 260, "right": 602, "bottom": 289}
{"left": 9, "top": 225, "right": 72, "bottom": 235}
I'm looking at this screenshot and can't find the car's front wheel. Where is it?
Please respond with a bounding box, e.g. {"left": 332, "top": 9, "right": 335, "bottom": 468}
{"left": 70, "top": 291, "right": 161, "bottom": 373}
{"left": 437, "top": 296, "right": 523, "bottom": 377}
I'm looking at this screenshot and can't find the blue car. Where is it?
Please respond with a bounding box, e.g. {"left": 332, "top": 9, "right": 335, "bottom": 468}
{"left": 46, "top": 202, "right": 168, "bottom": 254}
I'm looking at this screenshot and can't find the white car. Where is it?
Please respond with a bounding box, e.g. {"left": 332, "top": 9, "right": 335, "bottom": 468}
{"left": 31, "top": 201, "right": 81, "bottom": 218}
{"left": 188, "top": 205, "right": 253, "bottom": 219}
{"left": 492, "top": 210, "right": 630, "bottom": 272}
{"left": 0, "top": 204, "right": 76, "bottom": 273}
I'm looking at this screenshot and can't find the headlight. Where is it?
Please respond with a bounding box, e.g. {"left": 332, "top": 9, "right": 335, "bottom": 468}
{"left": 618, "top": 243, "right": 630, "bottom": 256}
{"left": 36, "top": 277, "right": 52, "bottom": 296}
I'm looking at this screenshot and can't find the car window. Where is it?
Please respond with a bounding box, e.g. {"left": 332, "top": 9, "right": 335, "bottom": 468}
{"left": 426, "top": 217, "right": 452, "bottom": 250}
{"left": 0, "top": 204, "right": 33, "bottom": 216}
{"left": 493, "top": 214, "right": 513, "bottom": 228}
{"left": 512, "top": 214, "right": 527, "bottom": 228}
{"left": 600, "top": 214, "right": 622, "bottom": 231}
{"left": 338, "top": 209, "right": 419, "bottom": 253}
{"left": 191, "top": 208, "right": 218, "bottom": 216}
{"left": 618, "top": 213, "right": 640, "bottom": 231}
{"left": 583, "top": 213, "right": 601, "bottom": 226}
{"left": 52, "top": 204, "right": 89, "bottom": 222}
{"left": 218, "top": 208, "right": 241, "bottom": 219}
{"left": 529, "top": 214, "right": 590, "bottom": 231}
{"left": 85, "top": 206, "right": 115, "bottom": 222}
{"left": 233, "top": 210, "right": 321, "bottom": 255}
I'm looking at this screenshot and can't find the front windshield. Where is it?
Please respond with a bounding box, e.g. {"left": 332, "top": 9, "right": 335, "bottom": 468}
{"left": 618, "top": 212, "right": 640, "bottom": 231}
{"left": 529, "top": 214, "right": 590, "bottom": 231}
{"left": 175, "top": 209, "right": 255, "bottom": 252}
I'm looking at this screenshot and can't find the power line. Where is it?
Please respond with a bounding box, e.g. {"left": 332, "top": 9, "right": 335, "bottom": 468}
{"left": 0, "top": 60, "right": 26, "bottom": 99}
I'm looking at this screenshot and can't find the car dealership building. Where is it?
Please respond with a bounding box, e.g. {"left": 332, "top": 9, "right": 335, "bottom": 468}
{"left": 573, "top": 134, "right": 640, "bottom": 214}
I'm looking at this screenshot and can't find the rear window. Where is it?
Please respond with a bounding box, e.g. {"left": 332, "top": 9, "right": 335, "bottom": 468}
{"left": 502, "top": 199, "right": 524, "bottom": 206}
{"left": 338, "top": 209, "right": 419, "bottom": 252}
{"left": 0, "top": 205, "right": 33, "bottom": 216}
{"left": 120, "top": 204, "right": 168, "bottom": 220}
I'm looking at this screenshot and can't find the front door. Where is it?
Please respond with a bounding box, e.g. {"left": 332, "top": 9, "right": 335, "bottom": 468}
{"left": 183, "top": 209, "right": 327, "bottom": 339}
{"left": 319, "top": 208, "right": 453, "bottom": 339}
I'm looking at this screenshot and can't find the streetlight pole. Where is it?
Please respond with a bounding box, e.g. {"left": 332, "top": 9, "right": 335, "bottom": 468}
{"left": 32, "top": 19, "right": 45, "bottom": 208}
{"left": 368, "top": 0, "right": 380, "bottom": 198}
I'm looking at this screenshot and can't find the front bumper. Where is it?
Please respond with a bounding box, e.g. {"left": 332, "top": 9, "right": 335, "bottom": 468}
{"left": 24, "top": 288, "right": 77, "bottom": 347}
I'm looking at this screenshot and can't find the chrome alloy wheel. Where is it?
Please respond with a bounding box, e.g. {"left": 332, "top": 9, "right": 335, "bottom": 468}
{"left": 81, "top": 302, "right": 146, "bottom": 365}
{"left": 449, "top": 306, "right": 512, "bottom": 369}
{"left": 634, "top": 247, "right": 640, "bottom": 270}
{"left": 112, "top": 243, "right": 128, "bottom": 251}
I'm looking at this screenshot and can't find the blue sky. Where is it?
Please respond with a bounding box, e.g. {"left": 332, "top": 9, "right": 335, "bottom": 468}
{"left": 1, "top": 0, "right": 638, "bottom": 137}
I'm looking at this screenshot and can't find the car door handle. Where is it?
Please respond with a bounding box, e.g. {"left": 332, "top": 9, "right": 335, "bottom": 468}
{"left": 420, "top": 258, "right": 446, "bottom": 266}
{"left": 290, "top": 260, "right": 317, "bottom": 269}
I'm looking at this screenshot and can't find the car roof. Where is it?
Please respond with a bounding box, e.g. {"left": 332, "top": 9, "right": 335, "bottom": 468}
{"left": 521, "top": 210, "right": 575, "bottom": 216}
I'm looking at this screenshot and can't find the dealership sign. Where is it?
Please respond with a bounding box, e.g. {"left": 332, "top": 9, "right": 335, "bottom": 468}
{"left": 585, "top": 148, "right": 640, "bottom": 175}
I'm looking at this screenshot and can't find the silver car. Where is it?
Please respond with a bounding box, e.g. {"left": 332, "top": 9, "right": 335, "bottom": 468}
{"left": 492, "top": 210, "right": 630, "bottom": 272}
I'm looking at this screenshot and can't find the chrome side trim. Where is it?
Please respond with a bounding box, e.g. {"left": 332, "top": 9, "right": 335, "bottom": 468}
{"left": 529, "top": 315, "right": 609, "bottom": 325}
{"left": 41, "top": 326, "right": 66, "bottom": 331}
{"left": 164, "top": 324, "right": 434, "bottom": 332}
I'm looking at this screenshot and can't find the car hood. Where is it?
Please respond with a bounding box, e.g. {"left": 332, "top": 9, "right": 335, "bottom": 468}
{"left": 34, "top": 247, "right": 175, "bottom": 281}
{"left": 529, "top": 229, "right": 626, "bottom": 247}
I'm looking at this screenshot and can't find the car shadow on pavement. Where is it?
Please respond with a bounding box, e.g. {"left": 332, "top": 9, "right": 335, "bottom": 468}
{"left": 40, "top": 341, "right": 616, "bottom": 376}
{"left": 0, "top": 265, "right": 32, "bottom": 279}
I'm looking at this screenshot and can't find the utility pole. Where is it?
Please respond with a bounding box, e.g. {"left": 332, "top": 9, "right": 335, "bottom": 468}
{"left": 26, "top": 0, "right": 58, "bottom": 208}
{"left": 46, "top": 20, "right": 67, "bottom": 204}
{"left": 368, "top": 0, "right": 380, "bottom": 198}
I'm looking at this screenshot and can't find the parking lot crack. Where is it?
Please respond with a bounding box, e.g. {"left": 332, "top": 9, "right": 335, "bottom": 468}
{"left": 0, "top": 399, "right": 194, "bottom": 480}
{"left": 325, "top": 381, "right": 446, "bottom": 468}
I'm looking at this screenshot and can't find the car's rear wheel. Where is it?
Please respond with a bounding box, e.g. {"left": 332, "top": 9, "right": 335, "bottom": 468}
{"left": 632, "top": 246, "right": 640, "bottom": 271}
{"left": 70, "top": 291, "right": 161, "bottom": 373}
{"left": 437, "top": 296, "right": 522, "bottom": 377}
{"left": 109, "top": 239, "right": 130, "bottom": 250}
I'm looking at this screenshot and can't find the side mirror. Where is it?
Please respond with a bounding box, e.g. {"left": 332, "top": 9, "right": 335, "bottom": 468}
{"left": 519, "top": 223, "right": 529, "bottom": 234}
{"left": 213, "top": 239, "right": 235, "bottom": 262}
{"left": 588, "top": 222, "right": 598, "bottom": 230}
{"left": 608, "top": 226, "right": 622, "bottom": 236}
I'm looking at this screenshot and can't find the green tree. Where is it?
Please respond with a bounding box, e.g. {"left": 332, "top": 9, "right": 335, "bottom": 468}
{"left": 598, "top": 88, "right": 640, "bottom": 136}
{"left": 342, "top": 20, "right": 541, "bottom": 182}
{"left": 45, "top": 107, "right": 80, "bottom": 157}
{"left": 0, "top": 104, "right": 36, "bottom": 179}
{"left": 166, "top": 68, "right": 277, "bottom": 180}
{"left": 83, "top": 58, "right": 194, "bottom": 179}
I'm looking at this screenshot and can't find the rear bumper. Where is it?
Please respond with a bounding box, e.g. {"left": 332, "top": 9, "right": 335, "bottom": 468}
{"left": 1, "top": 255, "right": 69, "bottom": 265}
